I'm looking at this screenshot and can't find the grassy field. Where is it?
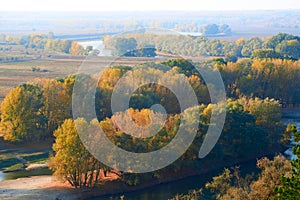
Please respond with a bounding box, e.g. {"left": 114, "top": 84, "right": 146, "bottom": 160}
{"left": 0, "top": 56, "right": 168, "bottom": 102}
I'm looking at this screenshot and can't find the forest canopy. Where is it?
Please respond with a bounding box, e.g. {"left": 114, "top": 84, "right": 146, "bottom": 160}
{"left": 104, "top": 33, "right": 300, "bottom": 61}
{"left": 0, "top": 57, "right": 295, "bottom": 190}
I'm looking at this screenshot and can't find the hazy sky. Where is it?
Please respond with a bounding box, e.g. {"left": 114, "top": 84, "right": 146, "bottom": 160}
{"left": 1, "top": 0, "right": 300, "bottom": 11}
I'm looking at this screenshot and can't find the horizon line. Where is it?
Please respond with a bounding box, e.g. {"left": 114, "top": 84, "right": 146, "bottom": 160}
{"left": 1, "top": 8, "right": 299, "bottom": 12}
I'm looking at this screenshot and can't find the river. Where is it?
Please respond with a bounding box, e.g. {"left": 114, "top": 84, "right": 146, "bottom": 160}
{"left": 0, "top": 109, "right": 299, "bottom": 199}
{"left": 97, "top": 159, "right": 259, "bottom": 200}
{"left": 282, "top": 109, "right": 300, "bottom": 160}
{"left": 96, "top": 109, "right": 300, "bottom": 200}
{"left": 77, "top": 40, "right": 112, "bottom": 56}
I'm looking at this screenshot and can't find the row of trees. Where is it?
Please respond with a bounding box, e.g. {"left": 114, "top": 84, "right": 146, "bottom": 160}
{"left": 0, "top": 77, "right": 74, "bottom": 143}
{"left": 0, "top": 33, "right": 84, "bottom": 55}
{"left": 96, "top": 58, "right": 300, "bottom": 111}
{"left": 104, "top": 33, "right": 300, "bottom": 60}
{"left": 105, "top": 37, "right": 156, "bottom": 56}
{"left": 48, "top": 97, "right": 283, "bottom": 188}
{"left": 174, "top": 23, "right": 232, "bottom": 35}
{"left": 216, "top": 58, "right": 300, "bottom": 106}
{"left": 2, "top": 58, "right": 296, "bottom": 143}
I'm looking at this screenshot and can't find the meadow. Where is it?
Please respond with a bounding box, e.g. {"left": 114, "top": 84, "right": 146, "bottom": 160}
{"left": 0, "top": 56, "right": 167, "bottom": 103}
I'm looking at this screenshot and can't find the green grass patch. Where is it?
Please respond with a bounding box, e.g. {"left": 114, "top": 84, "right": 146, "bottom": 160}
{"left": 21, "top": 152, "right": 49, "bottom": 162}
{"left": 0, "top": 156, "right": 20, "bottom": 170}
{"left": 0, "top": 151, "right": 50, "bottom": 170}
{"left": 0, "top": 138, "right": 52, "bottom": 172}
{"left": 2, "top": 163, "right": 23, "bottom": 172}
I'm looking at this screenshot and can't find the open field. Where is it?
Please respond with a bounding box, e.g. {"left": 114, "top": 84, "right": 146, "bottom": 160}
{"left": 0, "top": 56, "right": 169, "bottom": 102}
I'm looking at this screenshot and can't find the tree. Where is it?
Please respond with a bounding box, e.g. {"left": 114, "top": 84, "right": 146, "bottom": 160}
{"left": 251, "top": 49, "right": 283, "bottom": 59}
{"left": 241, "top": 37, "right": 262, "bottom": 57}
{"left": 69, "top": 42, "right": 84, "bottom": 55}
{"left": 206, "top": 168, "right": 234, "bottom": 199}
{"left": 214, "top": 100, "right": 268, "bottom": 160}
{"left": 250, "top": 156, "right": 292, "bottom": 199}
{"left": 238, "top": 97, "right": 284, "bottom": 145}
{"left": 276, "top": 40, "right": 300, "bottom": 60}
{"left": 137, "top": 44, "right": 156, "bottom": 57}
{"left": 170, "top": 189, "right": 203, "bottom": 200}
{"left": 206, "top": 156, "right": 292, "bottom": 200}
{"left": 276, "top": 125, "right": 300, "bottom": 199}
{"left": 85, "top": 45, "right": 93, "bottom": 53}
{"left": 0, "top": 84, "right": 46, "bottom": 143}
{"left": 50, "top": 118, "right": 109, "bottom": 188}
{"left": 202, "top": 24, "right": 219, "bottom": 35}
{"left": 113, "top": 37, "right": 137, "bottom": 56}
{"left": 60, "top": 40, "right": 72, "bottom": 53}
{"left": 37, "top": 78, "right": 72, "bottom": 135}
{"left": 263, "top": 33, "right": 300, "bottom": 49}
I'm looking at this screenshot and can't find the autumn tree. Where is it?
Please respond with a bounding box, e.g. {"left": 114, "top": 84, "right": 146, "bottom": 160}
{"left": 238, "top": 97, "right": 284, "bottom": 145}
{"left": 0, "top": 84, "right": 46, "bottom": 143}
{"left": 50, "top": 118, "right": 110, "bottom": 188}
{"left": 206, "top": 156, "right": 292, "bottom": 200}
{"left": 69, "top": 42, "right": 84, "bottom": 55}
{"left": 276, "top": 125, "right": 300, "bottom": 199}
{"left": 170, "top": 188, "right": 203, "bottom": 200}
{"left": 37, "top": 78, "right": 73, "bottom": 135}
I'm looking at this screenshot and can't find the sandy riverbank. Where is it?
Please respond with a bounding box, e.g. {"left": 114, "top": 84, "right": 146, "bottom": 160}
{"left": 0, "top": 175, "right": 77, "bottom": 200}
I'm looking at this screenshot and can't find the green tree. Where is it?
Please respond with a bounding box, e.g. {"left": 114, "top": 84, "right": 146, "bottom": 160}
{"left": 241, "top": 37, "right": 262, "bottom": 57}
{"left": 251, "top": 49, "right": 283, "bottom": 59}
{"left": 202, "top": 24, "right": 219, "bottom": 35}
{"left": 263, "top": 33, "right": 300, "bottom": 49}
{"left": 114, "top": 37, "right": 137, "bottom": 56}
{"left": 275, "top": 40, "right": 300, "bottom": 60}
{"left": 214, "top": 100, "right": 268, "bottom": 160}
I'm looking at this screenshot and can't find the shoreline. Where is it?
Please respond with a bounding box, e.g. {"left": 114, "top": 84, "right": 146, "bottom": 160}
{"left": 0, "top": 145, "right": 284, "bottom": 200}
{"left": 0, "top": 175, "right": 76, "bottom": 200}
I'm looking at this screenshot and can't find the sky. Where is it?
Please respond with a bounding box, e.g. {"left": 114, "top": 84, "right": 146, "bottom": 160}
{"left": 1, "top": 0, "right": 300, "bottom": 11}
